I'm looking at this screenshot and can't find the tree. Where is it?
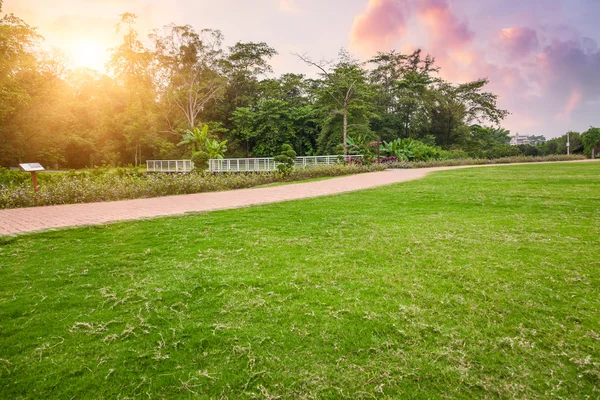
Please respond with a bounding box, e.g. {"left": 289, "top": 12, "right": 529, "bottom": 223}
{"left": 230, "top": 107, "right": 256, "bottom": 157}
{"left": 107, "top": 13, "right": 157, "bottom": 166}
{"left": 460, "top": 125, "right": 518, "bottom": 158}
{"left": 394, "top": 71, "right": 435, "bottom": 138}
{"left": 0, "top": 9, "right": 42, "bottom": 165}
{"left": 207, "top": 42, "right": 278, "bottom": 126}
{"left": 1, "top": 7, "right": 529, "bottom": 170}
{"left": 297, "top": 49, "right": 374, "bottom": 156}
{"left": 150, "top": 25, "right": 226, "bottom": 132}
{"left": 274, "top": 144, "right": 296, "bottom": 175}
{"left": 231, "top": 100, "right": 297, "bottom": 157}
{"left": 582, "top": 127, "right": 600, "bottom": 158}
{"left": 259, "top": 73, "right": 310, "bottom": 107}
{"left": 368, "top": 50, "right": 439, "bottom": 141}
{"left": 430, "top": 79, "right": 509, "bottom": 147}
{"left": 290, "top": 105, "right": 320, "bottom": 156}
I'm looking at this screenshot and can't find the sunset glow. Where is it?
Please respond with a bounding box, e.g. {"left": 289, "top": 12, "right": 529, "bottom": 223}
{"left": 3, "top": 0, "right": 600, "bottom": 138}
{"left": 69, "top": 39, "right": 109, "bottom": 70}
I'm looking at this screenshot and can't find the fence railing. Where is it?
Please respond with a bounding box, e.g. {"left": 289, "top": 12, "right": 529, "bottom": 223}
{"left": 147, "top": 155, "right": 363, "bottom": 173}
{"left": 208, "top": 155, "right": 363, "bottom": 172}
{"left": 146, "top": 160, "right": 194, "bottom": 173}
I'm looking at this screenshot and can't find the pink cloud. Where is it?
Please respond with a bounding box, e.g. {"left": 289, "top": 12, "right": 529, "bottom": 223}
{"left": 417, "top": 0, "right": 474, "bottom": 51}
{"left": 351, "top": 0, "right": 477, "bottom": 81}
{"left": 349, "top": 0, "right": 600, "bottom": 137}
{"left": 351, "top": 0, "right": 474, "bottom": 57}
{"left": 350, "top": 0, "right": 408, "bottom": 54}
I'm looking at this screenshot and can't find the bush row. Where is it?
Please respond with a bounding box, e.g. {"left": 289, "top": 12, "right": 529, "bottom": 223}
{"left": 1, "top": 155, "right": 587, "bottom": 209}
{"left": 0, "top": 165, "right": 148, "bottom": 188}
{"left": 0, "top": 164, "right": 386, "bottom": 209}
{"left": 383, "top": 154, "right": 587, "bottom": 169}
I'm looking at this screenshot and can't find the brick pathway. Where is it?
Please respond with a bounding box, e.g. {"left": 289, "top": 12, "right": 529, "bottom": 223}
{"left": 0, "top": 161, "right": 595, "bottom": 235}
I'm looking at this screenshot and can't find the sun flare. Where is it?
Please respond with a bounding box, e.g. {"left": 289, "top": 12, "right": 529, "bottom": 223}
{"left": 69, "top": 39, "right": 108, "bottom": 71}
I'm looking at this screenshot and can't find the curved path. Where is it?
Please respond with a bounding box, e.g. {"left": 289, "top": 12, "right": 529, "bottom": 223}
{"left": 0, "top": 161, "right": 595, "bottom": 235}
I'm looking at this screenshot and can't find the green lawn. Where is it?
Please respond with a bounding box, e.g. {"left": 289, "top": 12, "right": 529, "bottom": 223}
{"left": 1, "top": 163, "right": 599, "bottom": 399}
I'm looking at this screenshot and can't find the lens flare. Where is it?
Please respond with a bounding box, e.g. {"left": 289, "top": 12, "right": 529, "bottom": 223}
{"left": 70, "top": 39, "right": 107, "bottom": 71}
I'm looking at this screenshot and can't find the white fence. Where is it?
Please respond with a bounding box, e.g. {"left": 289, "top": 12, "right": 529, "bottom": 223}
{"left": 146, "top": 160, "right": 194, "bottom": 173}
{"left": 147, "top": 155, "right": 363, "bottom": 173}
{"left": 208, "top": 155, "right": 362, "bottom": 172}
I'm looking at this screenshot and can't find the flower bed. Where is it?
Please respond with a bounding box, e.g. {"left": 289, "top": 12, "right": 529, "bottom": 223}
{"left": 0, "top": 164, "right": 386, "bottom": 209}
{"left": 0, "top": 155, "right": 589, "bottom": 209}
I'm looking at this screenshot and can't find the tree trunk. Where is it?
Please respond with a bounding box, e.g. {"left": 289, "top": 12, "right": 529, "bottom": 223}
{"left": 446, "top": 114, "right": 452, "bottom": 147}
{"left": 134, "top": 142, "right": 140, "bottom": 166}
{"left": 343, "top": 103, "right": 348, "bottom": 157}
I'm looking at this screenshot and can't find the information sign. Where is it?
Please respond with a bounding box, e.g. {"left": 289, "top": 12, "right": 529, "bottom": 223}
{"left": 19, "top": 163, "right": 45, "bottom": 172}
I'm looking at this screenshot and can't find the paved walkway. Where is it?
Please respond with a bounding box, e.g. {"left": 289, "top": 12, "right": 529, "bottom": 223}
{"left": 0, "top": 161, "right": 595, "bottom": 235}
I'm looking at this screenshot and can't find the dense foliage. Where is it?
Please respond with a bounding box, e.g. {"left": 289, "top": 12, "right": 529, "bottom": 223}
{"left": 0, "top": 164, "right": 386, "bottom": 209}
{"left": 1, "top": 9, "right": 597, "bottom": 169}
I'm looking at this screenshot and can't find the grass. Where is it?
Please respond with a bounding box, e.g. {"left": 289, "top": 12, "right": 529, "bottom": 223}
{"left": 1, "top": 163, "right": 599, "bottom": 399}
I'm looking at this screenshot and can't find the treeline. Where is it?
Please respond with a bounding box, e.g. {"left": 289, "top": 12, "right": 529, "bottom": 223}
{"left": 0, "top": 8, "right": 597, "bottom": 169}
{"left": 531, "top": 129, "right": 600, "bottom": 158}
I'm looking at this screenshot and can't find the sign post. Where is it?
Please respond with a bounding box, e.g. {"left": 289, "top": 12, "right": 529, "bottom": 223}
{"left": 19, "top": 163, "right": 45, "bottom": 193}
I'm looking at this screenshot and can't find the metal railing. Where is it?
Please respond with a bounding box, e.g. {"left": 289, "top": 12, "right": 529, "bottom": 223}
{"left": 208, "top": 155, "right": 363, "bottom": 172}
{"left": 147, "top": 155, "right": 363, "bottom": 173}
{"left": 146, "top": 160, "right": 194, "bottom": 173}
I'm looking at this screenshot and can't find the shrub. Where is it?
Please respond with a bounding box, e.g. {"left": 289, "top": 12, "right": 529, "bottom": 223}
{"left": 383, "top": 154, "right": 586, "bottom": 169}
{"left": 0, "top": 164, "right": 386, "bottom": 209}
{"left": 380, "top": 138, "right": 451, "bottom": 162}
{"left": 274, "top": 144, "right": 296, "bottom": 175}
{"left": 191, "top": 151, "right": 210, "bottom": 171}
{"left": 0, "top": 168, "right": 29, "bottom": 187}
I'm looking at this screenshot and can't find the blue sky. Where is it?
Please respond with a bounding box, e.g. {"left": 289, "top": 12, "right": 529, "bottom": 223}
{"left": 5, "top": 0, "right": 600, "bottom": 138}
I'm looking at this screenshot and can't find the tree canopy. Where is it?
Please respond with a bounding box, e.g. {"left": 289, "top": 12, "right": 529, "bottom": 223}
{"left": 1, "top": 9, "right": 590, "bottom": 169}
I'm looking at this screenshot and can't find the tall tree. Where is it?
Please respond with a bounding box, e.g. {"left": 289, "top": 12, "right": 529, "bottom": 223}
{"left": 108, "top": 13, "right": 156, "bottom": 165}
{"left": 369, "top": 49, "right": 438, "bottom": 113}
{"left": 150, "top": 24, "right": 225, "bottom": 132}
{"left": 430, "top": 78, "right": 509, "bottom": 147}
{"left": 208, "top": 41, "right": 277, "bottom": 126}
{"left": 369, "top": 50, "right": 439, "bottom": 141}
{"left": 297, "top": 50, "right": 374, "bottom": 156}
{"left": 582, "top": 127, "right": 600, "bottom": 157}
{"left": 0, "top": 9, "right": 42, "bottom": 164}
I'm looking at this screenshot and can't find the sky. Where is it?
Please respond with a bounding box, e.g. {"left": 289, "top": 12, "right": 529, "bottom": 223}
{"left": 4, "top": 0, "right": 600, "bottom": 138}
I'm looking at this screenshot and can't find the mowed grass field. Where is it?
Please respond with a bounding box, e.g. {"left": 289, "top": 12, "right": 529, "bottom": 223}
{"left": 1, "top": 163, "right": 599, "bottom": 399}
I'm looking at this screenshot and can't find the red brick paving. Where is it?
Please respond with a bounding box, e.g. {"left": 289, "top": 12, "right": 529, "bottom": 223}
{"left": 0, "top": 161, "right": 595, "bottom": 235}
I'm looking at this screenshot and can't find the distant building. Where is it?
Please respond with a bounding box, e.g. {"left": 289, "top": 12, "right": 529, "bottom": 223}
{"left": 510, "top": 135, "right": 546, "bottom": 146}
